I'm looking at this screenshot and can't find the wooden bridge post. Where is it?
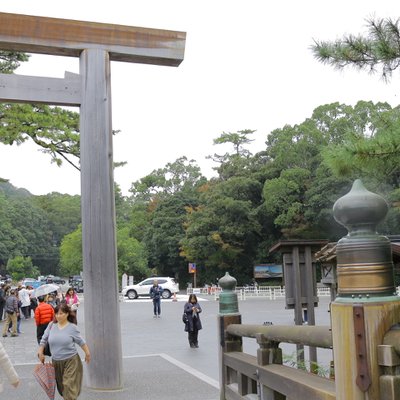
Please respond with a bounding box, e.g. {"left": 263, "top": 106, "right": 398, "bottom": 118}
{"left": 331, "top": 180, "right": 400, "bottom": 399}
{"left": 218, "top": 272, "right": 242, "bottom": 400}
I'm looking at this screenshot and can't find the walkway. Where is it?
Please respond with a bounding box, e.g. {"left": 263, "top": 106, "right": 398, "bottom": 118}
{"left": 1, "top": 295, "right": 332, "bottom": 399}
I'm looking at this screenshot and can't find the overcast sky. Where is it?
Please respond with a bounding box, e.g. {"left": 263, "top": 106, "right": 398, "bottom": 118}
{"left": 1, "top": 0, "right": 399, "bottom": 196}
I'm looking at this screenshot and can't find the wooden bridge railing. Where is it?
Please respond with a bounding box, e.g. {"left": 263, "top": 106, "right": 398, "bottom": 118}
{"left": 222, "top": 323, "right": 336, "bottom": 400}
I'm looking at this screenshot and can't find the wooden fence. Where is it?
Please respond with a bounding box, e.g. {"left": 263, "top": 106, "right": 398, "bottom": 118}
{"left": 221, "top": 323, "right": 336, "bottom": 400}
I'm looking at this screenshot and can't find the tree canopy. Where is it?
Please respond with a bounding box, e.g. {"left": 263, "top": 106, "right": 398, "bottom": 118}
{"left": 0, "top": 50, "right": 82, "bottom": 170}
{"left": 311, "top": 17, "right": 400, "bottom": 81}
{"left": 1, "top": 46, "right": 399, "bottom": 286}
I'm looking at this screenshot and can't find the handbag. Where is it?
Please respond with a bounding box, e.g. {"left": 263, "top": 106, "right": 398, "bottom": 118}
{"left": 44, "top": 342, "right": 51, "bottom": 357}
{"left": 43, "top": 322, "right": 53, "bottom": 357}
{"left": 182, "top": 312, "right": 188, "bottom": 324}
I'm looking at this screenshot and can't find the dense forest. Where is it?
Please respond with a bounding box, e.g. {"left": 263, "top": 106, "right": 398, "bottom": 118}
{"left": 1, "top": 99, "right": 399, "bottom": 286}
{"left": 1, "top": 16, "right": 400, "bottom": 286}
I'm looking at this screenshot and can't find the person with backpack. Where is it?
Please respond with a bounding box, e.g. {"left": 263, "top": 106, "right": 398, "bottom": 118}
{"left": 2, "top": 289, "right": 19, "bottom": 337}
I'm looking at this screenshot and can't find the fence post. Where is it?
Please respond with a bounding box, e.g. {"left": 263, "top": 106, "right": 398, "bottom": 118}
{"left": 218, "top": 272, "right": 242, "bottom": 400}
{"left": 331, "top": 180, "right": 400, "bottom": 400}
{"left": 256, "top": 333, "right": 285, "bottom": 400}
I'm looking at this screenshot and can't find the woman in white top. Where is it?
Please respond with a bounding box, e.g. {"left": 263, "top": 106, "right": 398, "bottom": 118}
{"left": 0, "top": 341, "right": 20, "bottom": 392}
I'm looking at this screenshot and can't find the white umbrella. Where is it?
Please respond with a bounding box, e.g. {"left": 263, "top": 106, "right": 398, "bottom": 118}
{"left": 32, "top": 284, "right": 60, "bottom": 298}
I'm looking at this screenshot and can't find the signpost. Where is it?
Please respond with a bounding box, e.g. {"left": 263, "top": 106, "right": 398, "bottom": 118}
{"left": 189, "top": 262, "right": 197, "bottom": 288}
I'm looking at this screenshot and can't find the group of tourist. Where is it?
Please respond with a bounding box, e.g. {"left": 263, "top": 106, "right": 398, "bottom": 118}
{"left": 1, "top": 280, "right": 204, "bottom": 399}
{"left": 0, "top": 284, "right": 89, "bottom": 399}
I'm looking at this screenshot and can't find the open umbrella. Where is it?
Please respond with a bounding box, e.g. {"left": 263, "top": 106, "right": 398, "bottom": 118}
{"left": 33, "top": 363, "right": 56, "bottom": 400}
{"left": 32, "top": 284, "right": 60, "bottom": 298}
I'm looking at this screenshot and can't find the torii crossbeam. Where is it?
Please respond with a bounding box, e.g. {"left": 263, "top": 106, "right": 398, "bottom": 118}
{"left": 0, "top": 12, "right": 185, "bottom": 390}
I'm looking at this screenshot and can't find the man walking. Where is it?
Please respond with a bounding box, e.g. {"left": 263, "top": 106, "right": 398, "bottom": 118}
{"left": 2, "top": 289, "right": 19, "bottom": 337}
{"left": 18, "top": 286, "right": 31, "bottom": 319}
{"left": 149, "top": 280, "right": 163, "bottom": 318}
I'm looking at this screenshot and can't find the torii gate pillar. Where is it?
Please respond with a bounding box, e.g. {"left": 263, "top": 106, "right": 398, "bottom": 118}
{"left": 79, "top": 48, "right": 120, "bottom": 389}
{"left": 0, "top": 12, "right": 186, "bottom": 390}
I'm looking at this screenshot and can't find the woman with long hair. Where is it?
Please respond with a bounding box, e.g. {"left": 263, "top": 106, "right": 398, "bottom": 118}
{"left": 65, "top": 287, "right": 80, "bottom": 324}
{"left": 183, "top": 294, "right": 202, "bottom": 348}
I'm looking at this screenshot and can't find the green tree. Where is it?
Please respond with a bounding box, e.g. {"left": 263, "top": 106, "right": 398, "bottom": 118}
{"left": 0, "top": 194, "right": 27, "bottom": 265}
{"left": 311, "top": 18, "right": 400, "bottom": 188}
{"left": 0, "top": 51, "right": 29, "bottom": 73}
{"left": 210, "top": 129, "right": 255, "bottom": 159}
{"left": 311, "top": 17, "right": 400, "bottom": 81}
{"left": 34, "top": 192, "right": 81, "bottom": 246}
{"left": 60, "top": 224, "right": 150, "bottom": 279}
{"left": 144, "top": 189, "right": 201, "bottom": 279}
{"left": 259, "top": 102, "right": 384, "bottom": 238}
{"left": 0, "top": 103, "right": 81, "bottom": 170}
{"left": 181, "top": 177, "right": 263, "bottom": 284}
{"left": 6, "top": 256, "right": 40, "bottom": 281}
{"left": 0, "top": 183, "right": 61, "bottom": 275}
{"left": 321, "top": 103, "right": 400, "bottom": 187}
{"left": 0, "top": 51, "right": 81, "bottom": 169}
{"left": 128, "top": 157, "right": 206, "bottom": 280}
{"left": 208, "top": 129, "right": 256, "bottom": 180}
{"left": 117, "top": 227, "right": 149, "bottom": 280}
{"left": 59, "top": 225, "right": 83, "bottom": 277}
{"left": 129, "top": 156, "right": 205, "bottom": 200}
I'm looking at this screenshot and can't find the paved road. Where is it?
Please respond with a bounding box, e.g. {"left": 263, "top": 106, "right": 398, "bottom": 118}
{"left": 1, "top": 294, "right": 332, "bottom": 399}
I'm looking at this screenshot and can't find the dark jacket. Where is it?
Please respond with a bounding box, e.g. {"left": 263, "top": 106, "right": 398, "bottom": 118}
{"left": 5, "top": 295, "right": 18, "bottom": 313}
{"left": 184, "top": 301, "right": 202, "bottom": 332}
{"left": 149, "top": 285, "right": 163, "bottom": 300}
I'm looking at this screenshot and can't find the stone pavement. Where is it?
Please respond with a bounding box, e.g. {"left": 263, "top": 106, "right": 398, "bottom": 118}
{"left": 1, "top": 294, "right": 332, "bottom": 399}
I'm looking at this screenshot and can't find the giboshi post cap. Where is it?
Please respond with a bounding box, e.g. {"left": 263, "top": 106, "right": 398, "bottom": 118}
{"left": 333, "top": 179, "right": 388, "bottom": 235}
{"left": 218, "top": 272, "right": 237, "bottom": 291}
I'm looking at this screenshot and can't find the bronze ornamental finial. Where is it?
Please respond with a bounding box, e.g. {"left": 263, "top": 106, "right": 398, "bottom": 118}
{"left": 218, "top": 272, "right": 239, "bottom": 314}
{"left": 333, "top": 179, "right": 395, "bottom": 297}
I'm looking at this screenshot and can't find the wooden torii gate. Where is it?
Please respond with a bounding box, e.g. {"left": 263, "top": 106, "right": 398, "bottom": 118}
{"left": 0, "top": 12, "right": 186, "bottom": 390}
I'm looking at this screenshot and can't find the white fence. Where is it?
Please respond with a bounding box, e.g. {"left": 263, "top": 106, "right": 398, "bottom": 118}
{"left": 186, "top": 285, "right": 332, "bottom": 300}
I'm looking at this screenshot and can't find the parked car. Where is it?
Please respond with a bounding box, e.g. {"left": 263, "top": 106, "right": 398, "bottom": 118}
{"left": 46, "top": 276, "right": 66, "bottom": 285}
{"left": 22, "top": 278, "right": 43, "bottom": 289}
{"left": 121, "top": 277, "right": 179, "bottom": 300}
{"left": 69, "top": 275, "right": 83, "bottom": 283}
{"left": 70, "top": 278, "right": 84, "bottom": 293}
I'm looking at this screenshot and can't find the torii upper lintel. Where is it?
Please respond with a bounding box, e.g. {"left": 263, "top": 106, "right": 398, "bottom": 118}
{"left": 0, "top": 12, "right": 186, "bottom": 66}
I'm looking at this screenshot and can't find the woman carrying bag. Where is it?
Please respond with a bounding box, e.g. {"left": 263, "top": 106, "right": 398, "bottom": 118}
{"left": 38, "top": 303, "right": 90, "bottom": 400}
{"left": 183, "top": 294, "right": 202, "bottom": 348}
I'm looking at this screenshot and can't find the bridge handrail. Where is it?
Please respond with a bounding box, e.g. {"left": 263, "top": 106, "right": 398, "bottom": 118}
{"left": 226, "top": 324, "right": 333, "bottom": 349}
{"left": 224, "top": 351, "right": 336, "bottom": 400}
{"left": 221, "top": 323, "right": 335, "bottom": 399}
